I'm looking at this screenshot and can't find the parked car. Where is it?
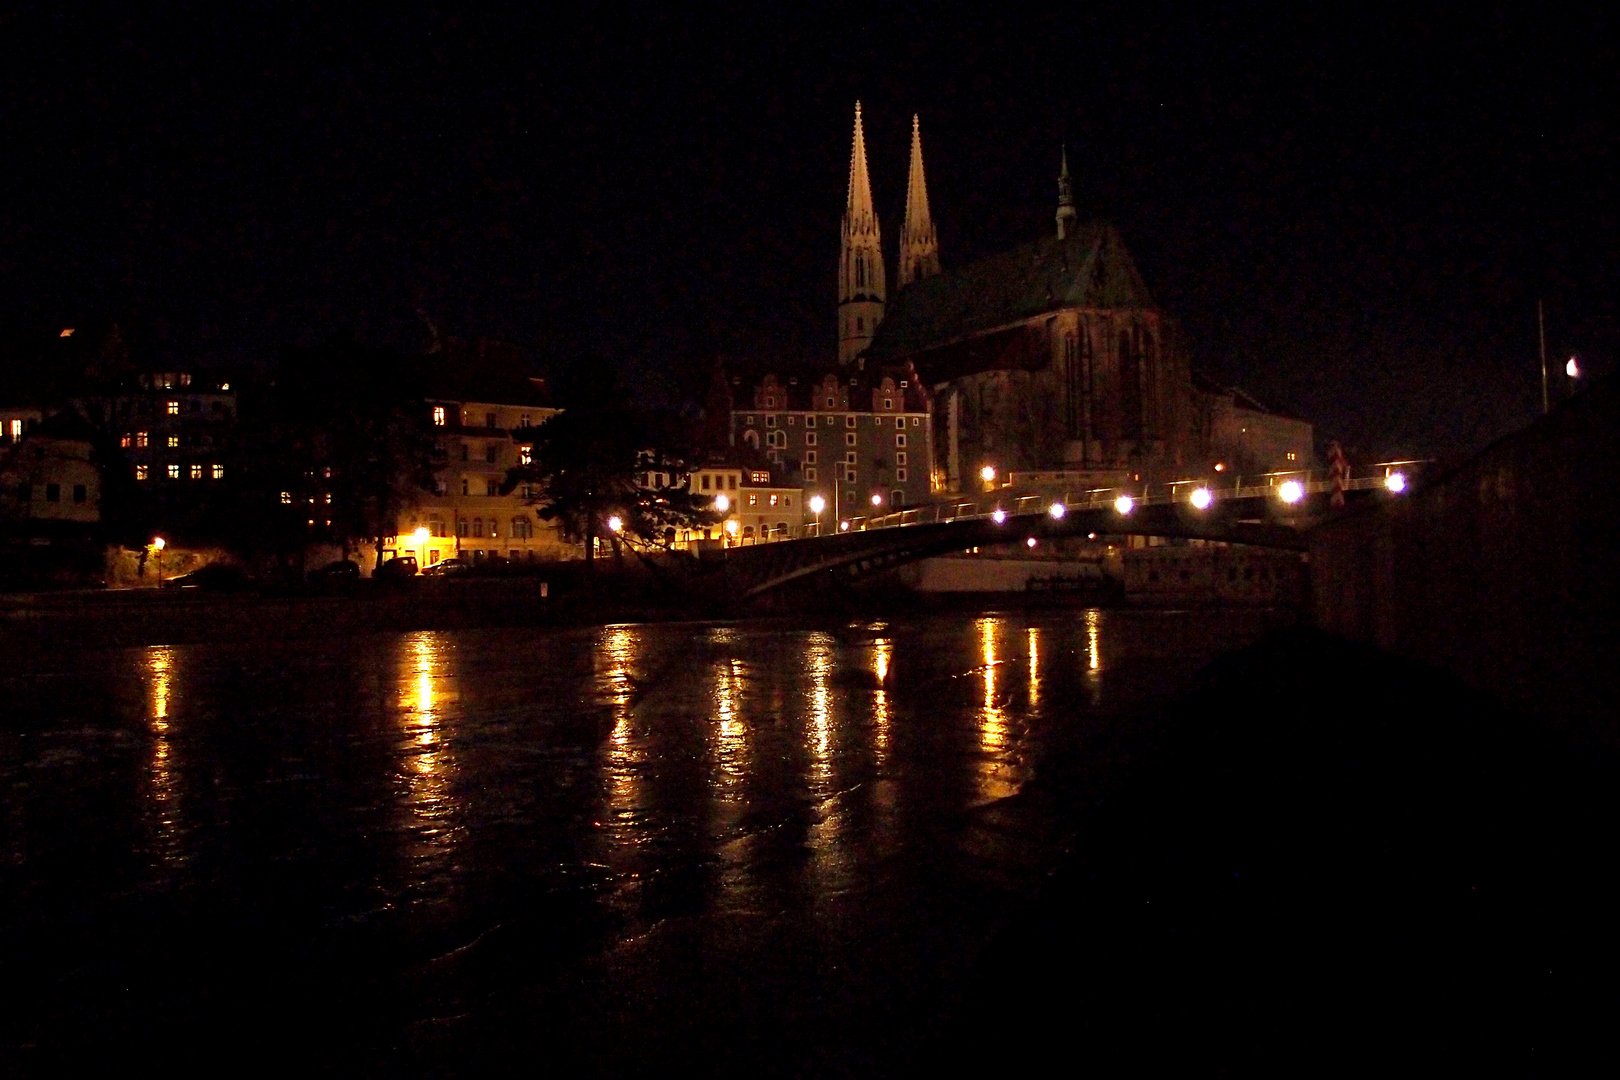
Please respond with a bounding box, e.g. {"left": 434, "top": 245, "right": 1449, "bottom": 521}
{"left": 308, "top": 558, "right": 361, "bottom": 584}
{"left": 163, "top": 563, "right": 251, "bottom": 591}
{"left": 374, "top": 555, "right": 418, "bottom": 581}
{"left": 421, "top": 557, "right": 472, "bottom": 577}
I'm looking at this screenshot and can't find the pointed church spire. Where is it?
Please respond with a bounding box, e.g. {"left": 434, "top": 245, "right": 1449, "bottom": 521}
{"left": 838, "top": 101, "right": 886, "bottom": 364}
{"left": 1056, "top": 144, "right": 1078, "bottom": 239}
{"left": 898, "top": 114, "right": 942, "bottom": 289}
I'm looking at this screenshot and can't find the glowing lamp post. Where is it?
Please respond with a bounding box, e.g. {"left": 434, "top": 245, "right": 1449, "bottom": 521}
{"left": 152, "top": 536, "right": 165, "bottom": 586}
{"left": 607, "top": 515, "right": 623, "bottom": 534}
{"left": 1567, "top": 356, "right": 1581, "bottom": 379}
{"left": 1278, "top": 480, "right": 1305, "bottom": 505}
{"left": 1113, "top": 495, "right": 1134, "bottom": 516}
{"left": 1385, "top": 471, "right": 1408, "bottom": 494}
{"left": 871, "top": 493, "right": 883, "bottom": 508}
{"left": 980, "top": 465, "right": 997, "bottom": 492}
{"left": 991, "top": 508, "right": 1007, "bottom": 525}
{"left": 1190, "top": 487, "right": 1213, "bottom": 510}
{"left": 809, "top": 494, "right": 825, "bottom": 535}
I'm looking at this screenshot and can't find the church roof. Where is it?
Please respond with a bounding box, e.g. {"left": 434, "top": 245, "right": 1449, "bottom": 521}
{"left": 867, "top": 221, "right": 1155, "bottom": 360}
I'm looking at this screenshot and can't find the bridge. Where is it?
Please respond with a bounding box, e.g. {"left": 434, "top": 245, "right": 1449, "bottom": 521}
{"left": 703, "top": 473, "right": 1412, "bottom": 599}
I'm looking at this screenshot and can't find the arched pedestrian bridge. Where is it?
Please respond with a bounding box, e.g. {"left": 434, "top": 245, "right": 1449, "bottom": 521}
{"left": 705, "top": 475, "right": 1409, "bottom": 600}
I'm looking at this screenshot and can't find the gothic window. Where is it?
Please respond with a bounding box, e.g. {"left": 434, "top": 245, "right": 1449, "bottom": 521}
{"left": 1120, "top": 327, "right": 1143, "bottom": 439}
{"left": 892, "top": 487, "right": 905, "bottom": 504}
{"left": 744, "top": 429, "right": 760, "bottom": 449}
{"left": 855, "top": 254, "right": 866, "bottom": 289}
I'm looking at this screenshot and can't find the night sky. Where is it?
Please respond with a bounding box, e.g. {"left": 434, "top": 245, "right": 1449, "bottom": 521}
{"left": 1, "top": 3, "right": 1614, "bottom": 461}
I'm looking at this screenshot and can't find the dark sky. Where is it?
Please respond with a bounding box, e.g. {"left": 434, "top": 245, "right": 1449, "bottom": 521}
{"left": 1, "top": 2, "right": 1614, "bottom": 460}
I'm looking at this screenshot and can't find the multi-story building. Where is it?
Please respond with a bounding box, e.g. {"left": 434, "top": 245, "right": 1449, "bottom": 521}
{"left": 725, "top": 368, "right": 935, "bottom": 526}
{"left": 102, "top": 369, "right": 238, "bottom": 494}
{"left": 383, "top": 379, "right": 568, "bottom": 566}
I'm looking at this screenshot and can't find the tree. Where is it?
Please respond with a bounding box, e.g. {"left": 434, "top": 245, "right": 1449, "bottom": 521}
{"left": 507, "top": 364, "right": 715, "bottom": 571}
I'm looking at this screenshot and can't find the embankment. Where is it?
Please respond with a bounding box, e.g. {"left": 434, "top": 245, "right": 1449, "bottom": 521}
{"left": 1310, "top": 378, "right": 1618, "bottom": 746}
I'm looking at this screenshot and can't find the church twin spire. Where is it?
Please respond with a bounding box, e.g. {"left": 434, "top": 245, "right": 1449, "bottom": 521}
{"left": 838, "top": 103, "right": 942, "bottom": 363}
{"left": 898, "top": 114, "right": 941, "bottom": 288}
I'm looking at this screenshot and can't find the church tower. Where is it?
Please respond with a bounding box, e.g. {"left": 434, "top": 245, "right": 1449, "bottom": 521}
{"left": 838, "top": 102, "right": 886, "bottom": 365}
{"left": 1055, "top": 145, "right": 1078, "bottom": 239}
{"left": 898, "top": 114, "right": 941, "bottom": 288}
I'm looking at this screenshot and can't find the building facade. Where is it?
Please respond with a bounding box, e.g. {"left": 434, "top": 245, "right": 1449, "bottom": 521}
{"left": 385, "top": 388, "right": 568, "bottom": 566}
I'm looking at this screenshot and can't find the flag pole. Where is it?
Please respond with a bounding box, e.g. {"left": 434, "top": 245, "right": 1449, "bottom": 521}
{"left": 1539, "top": 300, "right": 1549, "bottom": 415}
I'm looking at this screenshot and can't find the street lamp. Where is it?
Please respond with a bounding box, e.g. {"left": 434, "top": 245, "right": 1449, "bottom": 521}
{"left": 980, "top": 465, "right": 997, "bottom": 489}
{"left": 809, "top": 494, "right": 825, "bottom": 535}
{"left": 1048, "top": 502, "right": 1066, "bottom": 519}
{"left": 839, "top": 520, "right": 850, "bottom": 532}
{"left": 992, "top": 508, "right": 1007, "bottom": 525}
{"left": 1113, "top": 495, "right": 1134, "bottom": 515}
{"left": 1190, "top": 487, "right": 1213, "bottom": 510}
{"left": 713, "top": 494, "right": 730, "bottom": 512}
{"left": 152, "top": 536, "right": 165, "bottom": 586}
{"left": 607, "top": 515, "right": 624, "bottom": 533}
{"left": 412, "top": 526, "right": 430, "bottom": 565}
{"left": 1385, "top": 471, "right": 1408, "bottom": 494}
{"left": 871, "top": 493, "right": 883, "bottom": 508}
{"left": 1567, "top": 356, "right": 1581, "bottom": 379}
{"left": 1278, "top": 480, "right": 1305, "bottom": 504}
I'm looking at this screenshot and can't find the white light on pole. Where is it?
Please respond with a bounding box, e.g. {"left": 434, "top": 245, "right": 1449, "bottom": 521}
{"left": 808, "top": 495, "right": 825, "bottom": 515}
{"left": 713, "top": 494, "right": 730, "bottom": 512}
{"left": 1279, "top": 480, "right": 1305, "bottom": 504}
{"left": 1567, "top": 356, "right": 1581, "bottom": 379}
{"left": 1048, "top": 502, "right": 1066, "bottom": 519}
{"left": 1113, "top": 495, "right": 1134, "bottom": 515}
{"left": 1385, "top": 471, "right": 1408, "bottom": 494}
{"left": 991, "top": 508, "right": 1007, "bottom": 525}
{"left": 1190, "top": 487, "right": 1213, "bottom": 510}
{"left": 607, "top": 515, "right": 624, "bottom": 533}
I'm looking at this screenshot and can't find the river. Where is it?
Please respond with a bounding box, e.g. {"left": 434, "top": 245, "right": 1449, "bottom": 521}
{"left": 2, "top": 607, "right": 1292, "bottom": 1073}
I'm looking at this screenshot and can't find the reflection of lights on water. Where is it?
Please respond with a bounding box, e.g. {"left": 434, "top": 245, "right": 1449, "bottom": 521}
{"left": 601, "top": 625, "right": 645, "bottom": 827}
{"left": 713, "top": 652, "right": 749, "bottom": 793}
{"left": 1027, "top": 626, "right": 1040, "bottom": 709}
{"left": 399, "top": 632, "right": 457, "bottom": 852}
{"left": 872, "top": 638, "right": 892, "bottom": 763}
{"left": 806, "top": 632, "right": 835, "bottom": 787}
{"left": 1085, "top": 608, "right": 1103, "bottom": 673}
{"left": 145, "top": 646, "right": 185, "bottom": 865}
{"left": 978, "top": 617, "right": 1005, "bottom": 749}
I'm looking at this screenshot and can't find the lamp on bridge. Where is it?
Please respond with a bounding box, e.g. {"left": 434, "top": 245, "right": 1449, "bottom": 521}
{"left": 1567, "top": 356, "right": 1581, "bottom": 379}
{"left": 871, "top": 493, "right": 883, "bottom": 507}
{"left": 1190, "top": 487, "right": 1213, "bottom": 510}
{"left": 1385, "top": 471, "right": 1408, "bottom": 494}
{"left": 1114, "top": 495, "right": 1134, "bottom": 516}
{"left": 809, "top": 494, "right": 825, "bottom": 536}
{"left": 980, "top": 465, "right": 997, "bottom": 491}
{"left": 992, "top": 509, "right": 1007, "bottom": 525}
{"left": 1048, "top": 502, "right": 1066, "bottom": 520}
{"left": 1278, "top": 480, "right": 1305, "bottom": 505}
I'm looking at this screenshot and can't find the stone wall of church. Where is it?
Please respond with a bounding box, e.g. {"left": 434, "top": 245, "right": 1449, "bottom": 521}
{"left": 930, "top": 306, "right": 1197, "bottom": 493}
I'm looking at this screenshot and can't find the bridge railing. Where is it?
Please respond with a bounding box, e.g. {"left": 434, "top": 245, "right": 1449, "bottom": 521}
{"left": 854, "top": 462, "right": 1429, "bottom": 534}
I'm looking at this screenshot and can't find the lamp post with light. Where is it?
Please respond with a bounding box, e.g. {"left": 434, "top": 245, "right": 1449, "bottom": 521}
{"left": 809, "top": 494, "right": 825, "bottom": 536}
{"left": 152, "top": 536, "right": 165, "bottom": 587}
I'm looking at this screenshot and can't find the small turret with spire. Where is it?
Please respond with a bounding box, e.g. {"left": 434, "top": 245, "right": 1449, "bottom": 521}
{"left": 1056, "top": 145, "right": 1078, "bottom": 240}
{"left": 898, "top": 114, "right": 942, "bottom": 288}
{"left": 838, "top": 101, "right": 886, "bottom": 365}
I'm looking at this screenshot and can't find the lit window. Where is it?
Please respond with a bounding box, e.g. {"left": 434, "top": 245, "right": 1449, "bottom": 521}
{"left": 167, "top": 464, "right": 180, "bottom": 479}
{"left": 769, "top": 494, "right": 778, "bottom": 507}
{"left": 166, "top": 400, "right": 179, "bottom": 415}
{"left": 748, "top": 494, "right": 758, "bottom": 506}
{"left": 280, "top": 491, "right": 292, "bottom": 504}
{"left": 136, "top": 465, "right": 149, "bottom": 481}
{"left": 323, "top": 493, "right": 332, "bottom": 504}
{"left": 211, "top": 464, "right": 224, "bottom": 480}
{"left": 520, "top": 446, "right": 532, "bottom": 465}
{"left": 120, "top": 433, "right": 132, "bottom": 448}
{"left": 136, "top": 431, "right": 148, "bottom": 447}
{"left": 189, "top": 464, "right": 203, "bottom": 480}
{"left": 1286, "top": 452, "right": 1298, "bottom": 461}
{"left": 433, "top": 406, "right": 446, "bottom": 426}
{"left": 8, "top": 419, "right": 21, "bottom": 440}
{"left": 167, "top": 435, "right": 179, "bottom": 448}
